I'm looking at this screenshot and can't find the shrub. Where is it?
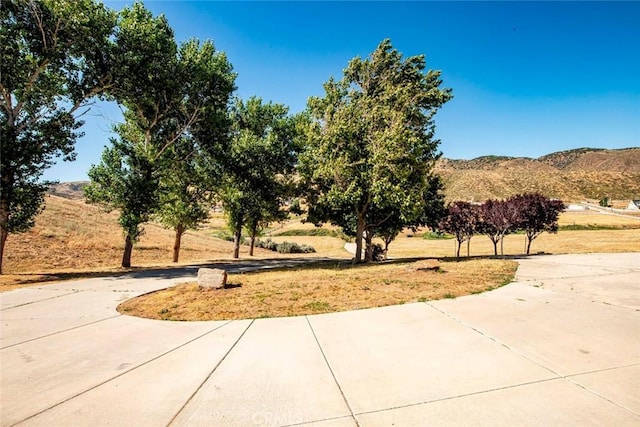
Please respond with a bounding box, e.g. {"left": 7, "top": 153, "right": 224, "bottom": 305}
{"left": 255, "top": 238, "right": 316, "bottom": 254}
{"left": 422, "top": 231, "right": 452, "bottom": 240}
{"left": 212, "top": 231, "right": 236, "bottom": 242}
{"left": 255, "top": 238, "right": 277, "bottom": 251}
{"left": 275, "top": 228, "right": 347, "bottom": 239}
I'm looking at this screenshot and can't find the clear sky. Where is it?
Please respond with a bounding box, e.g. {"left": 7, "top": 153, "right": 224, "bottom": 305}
{"left": 43, "top": 1, "right": 640, "bottom": 182}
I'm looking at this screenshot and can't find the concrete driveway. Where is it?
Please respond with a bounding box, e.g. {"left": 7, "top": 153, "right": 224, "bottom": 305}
{"left": 1, "top": 253, "right": 639, "bottom": 426}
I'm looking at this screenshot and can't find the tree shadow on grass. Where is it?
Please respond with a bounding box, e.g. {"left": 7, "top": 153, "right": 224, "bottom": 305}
{"left": 1, "top": 254, "right": 539, "bottom": 292}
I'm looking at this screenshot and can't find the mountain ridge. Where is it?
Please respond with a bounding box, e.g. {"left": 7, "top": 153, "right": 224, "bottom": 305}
{"left": 436, "top": 147, "right": 640, "bottom": 202}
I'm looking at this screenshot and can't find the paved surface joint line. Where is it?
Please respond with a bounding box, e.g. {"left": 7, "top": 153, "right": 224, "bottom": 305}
{"left": 423, "top": 302, "right": 640, "bottom": 419}
{"left": 424, "top": 301, "right": 564, "bottom": 378}
{"left": 1, "top": 314, "right": 121, "bottom": 350}
{"left": 10, "top": 320, "right": 235, "bottom": 427}
{"left": 352, "top": 376, "right": 566, "bottom": 418}
{"left": 564, "top": 364, "right": 640, "bottom": 418}
{"left": 305, "top": 316, "right": 360, "bottom": 427}
{"left": 3, "top": 253, "right": 639, "bottom": 425}
{"left": 284, "top": 414, "right": 357, "bottom": 427}
{"left": 167, "top": 319, "right": 255, "bottom": 427}
{"left": 1, "top": 290, "right": 79, "bottom": 310}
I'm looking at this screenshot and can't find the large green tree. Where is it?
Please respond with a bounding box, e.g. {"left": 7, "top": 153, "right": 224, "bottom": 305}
{"left": 85, "top": 3, "right": 235, "bottom": 267}
{"left": 369, "top": 173, "right": 446, "bottom": 260}
{"left": 221, "top": 97, "right": 300, "bottom": 258}
{"left": 84, "top": 121, "right": 159, "bottom": 267}
{"left": 301, "top": 39, "right": 452, "bottom": 262}
{"left": 0, "top": 0, "right": 117, "bottom": 273}
{"left": 155, "top": 135, "right": 215, "bottom": 263}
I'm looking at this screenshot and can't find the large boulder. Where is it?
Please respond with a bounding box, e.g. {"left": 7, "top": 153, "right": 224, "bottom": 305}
{"left": 198, "top": 268, "right": 227, "bottom": 290}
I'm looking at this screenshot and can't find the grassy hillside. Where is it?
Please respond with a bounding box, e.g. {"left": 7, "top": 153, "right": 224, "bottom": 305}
{"left": 1, "top": 195, "right": 344, "bottom": 280}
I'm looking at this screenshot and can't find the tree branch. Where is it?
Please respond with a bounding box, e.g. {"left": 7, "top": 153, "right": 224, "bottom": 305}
{"left": 154, "top": 108, "right": 201, "bottom": 161}
{"left": 0, "top": 83, "right": 14, "bottom": 118}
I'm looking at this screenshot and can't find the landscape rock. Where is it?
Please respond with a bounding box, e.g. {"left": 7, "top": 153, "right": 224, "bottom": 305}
{"left": 198, "top": 268, "right": 227, "bottom": 290}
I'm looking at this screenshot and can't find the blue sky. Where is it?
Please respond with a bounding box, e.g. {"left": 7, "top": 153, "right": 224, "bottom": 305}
{"left": 44, "top": 1, "right": 640, "bottom": 182}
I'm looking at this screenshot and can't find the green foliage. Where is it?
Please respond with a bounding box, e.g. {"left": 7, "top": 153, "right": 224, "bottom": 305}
{"left": 300, "top": 39, "right": 452, "bottom": 262}
{"left": 289, "top": 198, "right": 304, "bottom": 215}
{"left": 211, "top": 230, "right": 237, "bottom": 242}
{"left": 599, "top": 197, "right": 610, "bottom": 208}
{"left": 84, "top": 130, "right": 159, "bottom": 244}
{"left": 86, "top": 3, "right": 235, "bottom": 266}
{"left": 422, "top": 231, "right": 453, "bottom": 240}
{"left": 221, "top": 97, "right": 302, "bottom": 257}
{"left": 0, "top": 0, "right": 118, "bottom": 273}
{"left": 254, "top": 238, "right": 316, "bottom": 254}
{"left": 155, "top": 134, "right": 219, "bottom": 262}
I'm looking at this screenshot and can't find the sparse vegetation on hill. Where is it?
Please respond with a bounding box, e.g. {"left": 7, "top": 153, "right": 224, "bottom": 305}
{"left": 437, "top": 147, "right": 640, "bottom": 202}
{"left": 47, "top": 182, "right": 89, "bottom": 200}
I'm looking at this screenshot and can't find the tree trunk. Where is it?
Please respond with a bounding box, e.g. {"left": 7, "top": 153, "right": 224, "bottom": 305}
{"left": 364, "top": 230, "right": 374, "bottom": 262}
{"left": 383, "top": 237, "right": 392, "bottom": 261}
{"left": 492, "top": 239, "right": 498, "bottom": 256}
{"left": 456, "top": 239, "right": 461, "bottom": 259}
{"left": 172, "top": 224, "right": 184, "bottom": 263}
{"left": 249, "top": 221, "right": 258, "bottom": 256}
{"left": 526, "top": 235, "right": 532, "bottom": 255}
{"left": 354, "top": 215, "right": 366, "bottom": 263}
{"left": 466, "top": 238, "right": 471, "bottom": 257}
{"left": 233, "top": 219, "right": 242, "bottom": 259}
{"left": 500, "top": 236, "right": 504, "bottom": 256}
{"left": 122, "top": 233, "right": 133, "bottom": 268}
{"left": 0, "top": 223, "right": 8, "bottom": 275}
{"left": 0, "top": 129, "right": 15, "bottom": 275}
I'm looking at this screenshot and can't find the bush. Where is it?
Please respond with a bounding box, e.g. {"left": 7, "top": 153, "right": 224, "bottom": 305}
{"left": 422, "top": 231, "right": 452, "bottom": 240}
{"left": 275, "top": 228, "right": 347, "bottom": 239}
{"left": 212, "top": 231, "right": 236, "bottom": 242}
{"left": 255, "top": 238, "right": 316, "bottom": 254}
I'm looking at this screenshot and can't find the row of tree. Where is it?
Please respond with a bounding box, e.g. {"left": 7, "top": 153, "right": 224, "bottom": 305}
{"left": 439, "top": 194, "right": 565, "bottom": 258}
{"left": 4, "top": 2, "right": 563, "bottom": 272}
{"left": 2, "top": 0, "right": 459, "bottom": 272}
{"left": 0, "top": 0, "right": 299, "bottom": 270}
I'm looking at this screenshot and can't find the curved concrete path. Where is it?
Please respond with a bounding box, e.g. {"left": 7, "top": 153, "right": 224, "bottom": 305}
{"left": 1, "top": 253, "right": 639, "bottom": 426}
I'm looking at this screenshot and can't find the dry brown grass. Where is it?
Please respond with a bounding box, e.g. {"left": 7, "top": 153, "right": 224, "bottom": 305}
{"left": 0, "top": 196, "right": 335, "bottom": 290}
{"left": 387, "top": 229, "right": 640, "bottom": 259}
{"left": 3, "top": 196, "right": 638, "bottom": 297}
{"left": 388, "top": 210, "right": 640, "bottom": 259}
{"left": 118, "top": 258, "right": 517, "bottom": 321}
{"left": 558, "top": 211, "right": 640, "bottom": 227}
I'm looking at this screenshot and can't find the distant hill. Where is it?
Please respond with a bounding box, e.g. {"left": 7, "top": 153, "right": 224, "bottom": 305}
{"left": 47, "top": 181, "right": 89, "bottom": 200}
{"left": 436, "top": 147, "right": 640, "bottom": 202}
{"left": 48, "top": 147, "right": 640, "bottom": 204}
